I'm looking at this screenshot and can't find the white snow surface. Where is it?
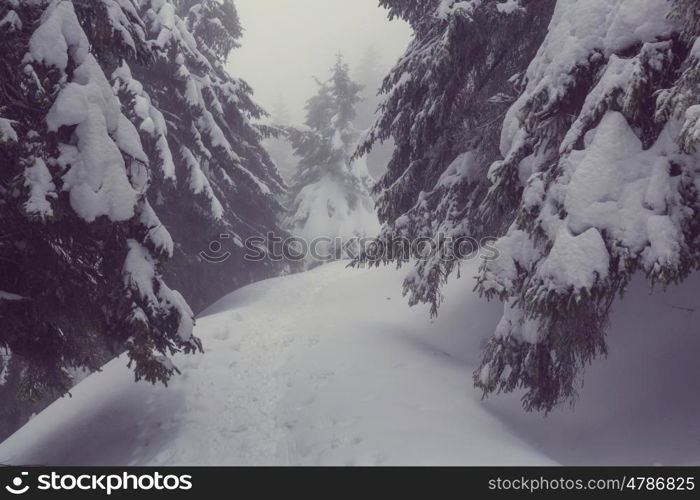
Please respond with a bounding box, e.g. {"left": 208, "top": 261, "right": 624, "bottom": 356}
{"left": 499, "top": 0, "right": 673, "bottom": 157}
{"left": 0, "top": 291, "right": 25, "bottom": 301}
{"left": 0, "top": 117, "right": 18, "bottom": 142}
{"left": 496, "top": 0, "right": 524, "bottom": 15}
{"left": 23, "top": 158, "right": 56, "bottom": 218}
{"left": 291, "top": 175, "right": 380, "bottom": 245}
{"left": 436, "top": 0, "right": 481, "bottom": 20}
{"left": 1, "top": 260, "right": 699, "bottom": 466}
{"left": 29, "top": 1, "right": 145, "bottom": 223}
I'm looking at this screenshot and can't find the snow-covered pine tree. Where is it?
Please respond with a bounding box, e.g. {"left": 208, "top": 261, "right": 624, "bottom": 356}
{"left": 356, "top": 0, "right": 555, "bottom": 313}
{"left": 361, "top": 0, "right": 699, "bottom": 412}
{"left": 286, "top": 55, "right": 379, "bottom": 264}
{"left": 476, "top": 0, "right": 700, "bottom": 411}
{"left": 117, "top": 0, "right": 286, "bottom": 312}
{"left": 1, "top": 0, "right": 285, "bottom": 415}
{"left": 0, "top": 0, "right": 199, "bottom": 402}
{"left": 271, "top": 95, "right": 292, "bottom": 128}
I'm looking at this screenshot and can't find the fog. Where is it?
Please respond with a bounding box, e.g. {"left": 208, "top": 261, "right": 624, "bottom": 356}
{"left": 227, "top": 0, "right": 412, "bottom": 124}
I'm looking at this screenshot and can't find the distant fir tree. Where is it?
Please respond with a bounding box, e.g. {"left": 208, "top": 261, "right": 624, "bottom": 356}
{"left": 286, "top": 56, "right": 379, "bottom": 264}
{"left": 353, "top": 45, "right": 394, "bottom": 180}
{"left": 271, "top": 94, "right": 292, "bottom": 126}
{"left": 360, "top": 0, "right": 700, "bottom": 412}
{"left": 264, "top": 94, "right": 298, "bottom": 182}
{"left": 354, "top": 46, "right": 384, "bottom": 131}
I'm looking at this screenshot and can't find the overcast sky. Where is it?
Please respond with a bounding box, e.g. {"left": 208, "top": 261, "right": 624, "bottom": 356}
{"left": 227, "top": 0, "right": 412, "bottom": 123}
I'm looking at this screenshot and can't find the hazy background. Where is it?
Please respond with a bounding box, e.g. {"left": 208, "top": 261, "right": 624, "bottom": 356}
{"left": 227, "top": 0, "right": 412, "bottom": 124}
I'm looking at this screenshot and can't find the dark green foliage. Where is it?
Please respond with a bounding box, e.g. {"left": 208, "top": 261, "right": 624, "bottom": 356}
{"left": 356, "top": 0, "right": 555, "bottom": 315}
{"left": 0, "top": 0, "right": 287, "bottom": 426}
{"left": 0, "top": 0, "right": 199, "bottom": 404}
{"left": 127, "top": 0, "right": 287, "bottom": 312}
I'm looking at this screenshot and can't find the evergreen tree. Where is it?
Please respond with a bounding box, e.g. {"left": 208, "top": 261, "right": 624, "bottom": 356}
{"left": 263, "top": 94, "right": 298, "bottom": 182}
{"left": 361, "top": 0, "right": 700, "bottom": 411}
{"left": 271, "top": 94, "right": 292, "bottom": 126}
{"left": 353, "top": 45, "right": 394, "bottom": 180}
{"left": 357, "top": 0, "right": 555, "bottom": 313}
{"left": 0, "top": 0, "right": 285, "bottom": 427}
{"left": 117, "top": 0, "right": 286, "bottom": 312}
{"left": 286, "top": 56, "right": 379, "bottom": 264}
{"left": 0, "top": 0, "right": 199, "bottom": 403}
{"left": 476, "top": 0, "right": 700, "bottom": 411}
{"left": 354, "top": 45, "right": 383, "bottom": 131}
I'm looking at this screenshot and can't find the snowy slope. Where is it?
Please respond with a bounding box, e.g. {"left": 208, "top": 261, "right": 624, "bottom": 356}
{"left": 0, "top": 261, "right": 698, "bottom": 465}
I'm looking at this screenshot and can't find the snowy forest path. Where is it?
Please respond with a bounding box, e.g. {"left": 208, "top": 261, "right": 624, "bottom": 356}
{"left": 0, "top": 261, "right": 554, "bottom": 465}
{"left": 153, "top": 263, "right": 351, "bottom": 465}
{"left": 0, "top": 262, "right": 699, "bottom": 465}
